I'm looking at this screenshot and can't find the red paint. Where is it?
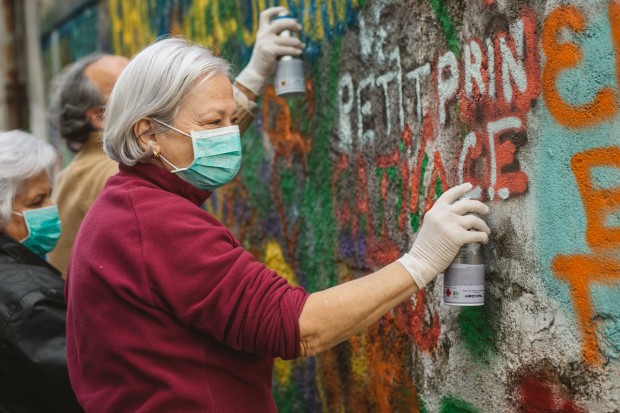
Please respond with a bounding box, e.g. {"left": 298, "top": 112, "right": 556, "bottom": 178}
{"left": 365, "top": 237, "right": 401, "bottom": 269}
{"left": 518, "top": 374, "right": 587, "bottom": 413}
{"left": 408, "top": 116, "right": 436, "bottom": 215}
{"left": 355, "top": 153, "right": 371, "bottom": 237}
{"left": 423, "top": 151, "right": 449, "bottom": 213}
{"left": 459, "top": 8, "right": 540, "bottom": 129}
{"left": 459, "top": 115, "right": 529, "bottom": 201}
{"left": 396, "top": 290, "right": 441, "bottom": 352}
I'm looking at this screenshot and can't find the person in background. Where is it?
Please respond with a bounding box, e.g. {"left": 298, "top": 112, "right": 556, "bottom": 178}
{"left": 48, "top": 6, "right": 302, "bottom": 277}
{"left": 65, "top": 36, "right": 491, "bottom": 413}
{"left": 0, "top": 130, "right": 83, "bottom": 413}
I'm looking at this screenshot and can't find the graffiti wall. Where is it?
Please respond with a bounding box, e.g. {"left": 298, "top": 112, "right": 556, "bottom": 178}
{"left": 40, "top": 0, "right": 620, "bottom": 411}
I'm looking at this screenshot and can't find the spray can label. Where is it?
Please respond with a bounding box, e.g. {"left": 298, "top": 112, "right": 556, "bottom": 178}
{"left": 443, "top": 263, "right": 485, "bottom": 306}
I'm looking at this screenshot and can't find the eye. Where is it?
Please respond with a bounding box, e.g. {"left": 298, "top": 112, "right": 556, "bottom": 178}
{"left": 29, "top": 197, "right": 44, "bottom": 208}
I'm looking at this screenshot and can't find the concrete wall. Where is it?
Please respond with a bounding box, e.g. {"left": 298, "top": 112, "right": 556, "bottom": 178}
{"left": 40, "top": 0, "right": 620, "bottom": 411}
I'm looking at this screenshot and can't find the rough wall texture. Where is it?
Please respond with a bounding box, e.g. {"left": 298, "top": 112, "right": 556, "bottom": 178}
{"left": 40, "top": 0, "right": 620, "bottom": 412}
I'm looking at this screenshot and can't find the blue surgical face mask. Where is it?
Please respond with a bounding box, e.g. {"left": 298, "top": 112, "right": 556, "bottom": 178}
{"left": 152, "top": 119, "right": 242, "bottom": 191}
{"left": 11, "top": 205, "right": 62, "bottom": 256}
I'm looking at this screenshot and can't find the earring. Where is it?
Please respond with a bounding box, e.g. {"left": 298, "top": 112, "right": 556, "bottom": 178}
{"left": 153, "top": 149, "right": 160, "bottom": 158}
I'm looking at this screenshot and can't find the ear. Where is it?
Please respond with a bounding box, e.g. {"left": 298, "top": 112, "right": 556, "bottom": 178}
{"left": 86, "top": 107, "right": 105, "bottom": 130}
{"left": 134, "top": 118, "right": 159, "bottom": 153}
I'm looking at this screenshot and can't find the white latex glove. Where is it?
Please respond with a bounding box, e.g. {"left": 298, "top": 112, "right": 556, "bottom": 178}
{"left": 398, "top": 182, "right": 491, "bottom": 289}
{"left": 235, "top": 6, "right": 304, "bottom": 95}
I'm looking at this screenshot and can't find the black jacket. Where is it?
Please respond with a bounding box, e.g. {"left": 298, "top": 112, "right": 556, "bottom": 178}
{"left": 0, "top": 234, "right": 83, "bottom": 413}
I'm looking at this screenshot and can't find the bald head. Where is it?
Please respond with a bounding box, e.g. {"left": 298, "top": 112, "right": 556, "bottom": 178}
{"left": 50, "top": 54, "right": 129, "bottom": 151}
{"left": 84, "top": 55, "right": 129, "bottom": 102}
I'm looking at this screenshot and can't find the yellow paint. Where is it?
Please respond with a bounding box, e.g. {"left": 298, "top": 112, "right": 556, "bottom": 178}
{"left": 326, "top": 0, "right": 335, "bottom": 27}
{"left": 263, "top": 240, "right": 298, "bottom": 286}
{"left": 109, "top": 0, "right": 153, "bottom": 56}
{"left": 264, "top": 240, "right": 299, "bottom": 385}
{"left": 303, "top": 0, "right": 313, "bottom": 40}
{"left": 336, "top": 0, "right": 346, "bottom": 22}
{"left": 314, "top": 0, "right": 325, "bottom": 40}
{"left": 108, "top": 0, "right": 357, "bottom": 55}
{"left": 349, "top": 334, "right": 369, "bottom": 382}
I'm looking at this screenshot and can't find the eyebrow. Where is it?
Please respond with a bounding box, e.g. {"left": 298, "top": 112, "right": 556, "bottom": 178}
{"left": 197, "top": 106, "right": 237, "bottom": 118}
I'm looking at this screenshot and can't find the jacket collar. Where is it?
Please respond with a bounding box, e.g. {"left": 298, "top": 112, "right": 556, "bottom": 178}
{"left": 0, "top": 233, "right": 61, "bottom": 275}
{"left": 118, "top": 162, "right": 211, "bottom": 206}
{"left": 75, "top": 131, "right": 105, "bottom": 159}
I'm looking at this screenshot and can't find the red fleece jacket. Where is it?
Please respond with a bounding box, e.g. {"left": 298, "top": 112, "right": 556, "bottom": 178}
{"left": 65, "top": 162, "right": 309, "bottom": 412}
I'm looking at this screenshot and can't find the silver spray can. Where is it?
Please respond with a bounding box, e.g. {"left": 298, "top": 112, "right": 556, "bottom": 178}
{"left": 273, "top": 11, "right": 306, "bottom": 97}
{"left": 443, "top": 218, "right": 485, "bottom": 306}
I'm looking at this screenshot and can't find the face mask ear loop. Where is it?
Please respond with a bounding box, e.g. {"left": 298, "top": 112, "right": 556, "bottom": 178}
{"left": 11, "top": 210, "right": 31, "bottom": 242}
{"left": 151, "top": 118, "right": 192, "bottom": 139}
{"left": 158, "top": 153, "right": 183, "bottom": 172}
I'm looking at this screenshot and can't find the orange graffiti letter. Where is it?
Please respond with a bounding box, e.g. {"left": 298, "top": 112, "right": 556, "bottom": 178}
{"left": 542, "top": 6, "right": 617, "bottom": 128}
{"left": 551, "top": 146, "right": 620, "bottom": 365}
{"left": 610, "top": 1, "right": 620, "bottom": 92}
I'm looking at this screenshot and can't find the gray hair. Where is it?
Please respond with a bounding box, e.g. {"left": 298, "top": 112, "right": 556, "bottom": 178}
{"left": 103, "top": 37, "right": 231, "bottom": 166}
{"left": 0, "top": 130, "right": 56, "bottom": 228}
{"left": 49, "top": 54, "right": 105, "bottom": 149}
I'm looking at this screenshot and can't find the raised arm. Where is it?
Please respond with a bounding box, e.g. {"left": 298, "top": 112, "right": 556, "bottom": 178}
{"left": 297, "top": 182, "right": 491, "bottom": 357}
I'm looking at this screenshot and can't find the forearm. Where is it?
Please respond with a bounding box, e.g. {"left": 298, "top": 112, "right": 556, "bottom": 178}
{"left": 232, "top": 81, "right": 257, "bottom": 136}
{"left": 297, "top": 261, "right": 418, "bottom": 357}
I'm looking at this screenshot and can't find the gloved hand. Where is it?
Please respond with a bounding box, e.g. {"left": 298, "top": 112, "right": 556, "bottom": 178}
{"left": 235, "top": 6, "right": 304, "bottom": 96}
{"left": 397, "top": 182, "right": 491, "bottom": 289}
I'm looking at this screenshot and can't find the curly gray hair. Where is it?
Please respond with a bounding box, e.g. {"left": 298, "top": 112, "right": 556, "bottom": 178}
{"left": 49, "top": 54, "right": 105, "bottom": 151}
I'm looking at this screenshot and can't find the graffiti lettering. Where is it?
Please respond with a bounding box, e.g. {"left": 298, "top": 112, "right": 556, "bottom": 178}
{"left": 551, "top": 146, "right": 620, "bottom": 365}
{"left": 542, "top": 5, "right": 617, "bottom": 129}
{"left": 458, "top": 116, "right": 528, "bottom": 200}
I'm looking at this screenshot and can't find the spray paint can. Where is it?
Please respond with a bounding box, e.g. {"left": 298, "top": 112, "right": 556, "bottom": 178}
{"left": 443, "top": 215, "right": 485, "bottom": 306}
{"left": 273, "top": 11, "right": 306, "bottom": 98}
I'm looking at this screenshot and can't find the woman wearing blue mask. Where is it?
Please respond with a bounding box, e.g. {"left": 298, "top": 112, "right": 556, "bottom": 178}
{"left": 0, "top": 130, "right": 83, "bottom": 412}
{"left": 66, "top": 37, "right": 490, "bottom": 413}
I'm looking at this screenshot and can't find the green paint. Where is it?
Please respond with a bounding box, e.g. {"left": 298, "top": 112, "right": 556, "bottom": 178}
{"left": 298, "top": 37, "right": 341, "bottom": 292}
{"left": 386, "top": 166, "right": 398, "bottom": 181}
{"left": 419, "top": 395, "right": 429, "bottom": 413}
{"left": 410, "top": 213, "right": 421, "bottom": 233}
{"left": 280, "top": 168, "right": 297, "bottom": 205}
{"left": 273, "top": 379, "right": 305, "bottom": 413}
{"left": 427, "top": 0, "right": 461, "bottom": 56}
{"left": 458, "top": 306, "right": 496, "bottom": 363}
{"left": 240, "top": 127, "right": 271, "bottom": 217}
{"left": 435, "top": 174, "right": 443, "bottom": 198}
{"left": 440, "top": 396, "right": 480, "bottom": 413}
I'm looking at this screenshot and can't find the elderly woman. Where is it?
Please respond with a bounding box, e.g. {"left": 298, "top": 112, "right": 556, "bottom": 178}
{"left": 0, "top": 130, "right": 83, "bottom": 412}
{"left": 65, "top": 38, "right": 490, "bottom": 412}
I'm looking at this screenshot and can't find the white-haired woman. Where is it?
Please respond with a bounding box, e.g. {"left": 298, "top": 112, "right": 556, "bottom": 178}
{"left": 0, "top": 130, "right": 83, "bottom": 412}
{"left": 65, "top": 37, "right": 490, "bottom": 413}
